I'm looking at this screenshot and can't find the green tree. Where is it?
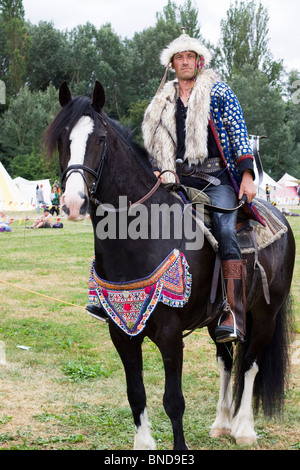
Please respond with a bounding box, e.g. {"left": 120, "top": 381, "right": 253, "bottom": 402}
{"left": 0, "top": 0, "right": 31, "bottom": 98}
{"left": 0, "top": 84, "right": 60, "bottom": 178}
{"left": 121, "top": 99, "right": 150, "bottom": 144}
{"left": 125, "top": 20, "right": 180, "bottom": 102}
{"left": 26, "top": 21, "right": 70, "bottom": 91}
{"left": 219, "top": 0, "right": 282, "bottom": 82}
{"left": 67, "top": 23, "right": 130, "bottom": 118}
{"left": 156, "top": 0, "right": 201, "bottom": 38}
{"left": 228, "top": 65, "right": 297, "bottom": 179}
{"left": 94, "top": 23, "right": 132, "bottom": 118}
{"left": 283, "top": 70, "right": 300, "bottom": 178}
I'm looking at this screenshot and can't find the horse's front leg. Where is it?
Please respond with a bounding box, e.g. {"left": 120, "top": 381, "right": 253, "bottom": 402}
{"left": 208, "top": 338, "right": 234, "bottom": 438}
{"left": 154, "top": 313, "right": 188, "bottom": 450}
{"left": 210, "top": 357, "right": 234, "bottom": 437}
{"left": 109, "top": 323, "right": 156, "bottom": 450}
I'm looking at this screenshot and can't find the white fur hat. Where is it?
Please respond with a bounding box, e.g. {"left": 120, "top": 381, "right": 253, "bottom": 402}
{"left": 160, "top": 32, "right": 212, "bottom": 68}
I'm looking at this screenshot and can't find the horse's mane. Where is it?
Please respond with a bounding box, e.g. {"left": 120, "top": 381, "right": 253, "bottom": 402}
{"left": 105, "top": 116, "right": 154, "bottom": 174}
{"left": 44, "top": 96, "right": 155, "bottom": 177}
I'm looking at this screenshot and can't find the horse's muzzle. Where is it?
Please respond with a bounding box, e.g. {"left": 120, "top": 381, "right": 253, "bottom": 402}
{"left": 61, "top": 191, "right": 89, "bottom": 221}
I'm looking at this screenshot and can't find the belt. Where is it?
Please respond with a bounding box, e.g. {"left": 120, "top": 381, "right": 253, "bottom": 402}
{"left": 181, "top": 157, "right": 225, "bottom": 186}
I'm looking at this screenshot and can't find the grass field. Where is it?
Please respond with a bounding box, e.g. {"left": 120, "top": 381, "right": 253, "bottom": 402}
{"left": 0, "top": 207, "right": 299, "bottom": 451}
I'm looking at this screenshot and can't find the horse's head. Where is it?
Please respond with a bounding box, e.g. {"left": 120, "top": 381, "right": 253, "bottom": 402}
{"left": 45, "top": 81, "right": 107, "bottom": 220}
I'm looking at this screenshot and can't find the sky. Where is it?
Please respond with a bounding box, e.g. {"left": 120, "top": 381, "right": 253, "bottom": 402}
{"left": 22, "top": 0, "right": 300, "bottom": 73}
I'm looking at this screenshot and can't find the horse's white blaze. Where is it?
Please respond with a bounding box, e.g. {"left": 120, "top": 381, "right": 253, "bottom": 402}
{"left": 62, "top": 115, "right": 94, "bottom": 220}
{"left": 134, "top": 409, "right": 156, "bottom": 450}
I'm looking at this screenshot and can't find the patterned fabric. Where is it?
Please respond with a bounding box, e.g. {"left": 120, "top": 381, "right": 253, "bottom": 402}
{"left": 209, "top": 82, "right": 253, "bottom": 185}
{"left": 88, "top": 249, "right": 192, "bottom": 336}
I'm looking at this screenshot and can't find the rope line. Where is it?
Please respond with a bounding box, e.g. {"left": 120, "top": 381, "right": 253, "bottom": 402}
{"left": 0, "top": 279, "right": 85, "bottom": 310}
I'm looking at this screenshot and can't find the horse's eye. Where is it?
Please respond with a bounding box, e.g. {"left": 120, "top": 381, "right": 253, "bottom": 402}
{"left": 97, "top": 136, "right": 106, "bottom": 145}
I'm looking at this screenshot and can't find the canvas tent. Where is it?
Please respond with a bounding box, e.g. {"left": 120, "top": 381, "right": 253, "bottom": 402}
{"left": 276, "top": 173, "right": 299, "bottom": 205}
{"left": 13, "top": 176, "right": 51, "bottom": 207}
{"left": 254, "top": 171, "right": 278, "bottom": 201}
{"left": 0, "top": 162, "right": 32, "bottom": 211}
{"left": 249, "top": 136, "right": 300, "bottom": 204}
{"left": 250, "top": 137, "right": 279, "bottom": 202}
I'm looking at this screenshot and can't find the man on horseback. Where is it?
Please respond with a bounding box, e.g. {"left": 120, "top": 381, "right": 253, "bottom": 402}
{"left": 142, "top": 31, "right": 258, "bottom": 343}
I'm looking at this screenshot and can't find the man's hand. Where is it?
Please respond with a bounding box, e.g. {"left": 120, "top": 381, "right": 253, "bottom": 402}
{"left": 154, "top": 170, "right": 166, "bottom": 183}
{"left": 239, "top": 171, "right": 256, "bottom": 203}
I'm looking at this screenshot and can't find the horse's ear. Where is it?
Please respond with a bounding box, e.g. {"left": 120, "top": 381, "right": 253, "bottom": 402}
{"left": 59, "top": 81, "right": 72, "bottom": 107}
{"left": 92, "top": 80, "right": 105, "bottom": 112}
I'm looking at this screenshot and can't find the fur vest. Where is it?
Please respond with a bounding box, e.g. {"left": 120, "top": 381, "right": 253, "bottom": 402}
{"left": 143, "top": 69, "right": 219, "bottom": 183}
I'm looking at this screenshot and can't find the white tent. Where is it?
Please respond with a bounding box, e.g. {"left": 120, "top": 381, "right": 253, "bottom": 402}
{"left": 0, "top": 162, "right": 32, "bottom": 211}
{"left": 276, "top": 173, "right": 299, "bottom": 205}
{"left": 254, "top": 171, "right": 279, "bottom": 200}
{"left": 13, "top": 176, "right": 51, "bottom": 207}
{"left": 277, "top": 173, "right": 298, "bottom": 187}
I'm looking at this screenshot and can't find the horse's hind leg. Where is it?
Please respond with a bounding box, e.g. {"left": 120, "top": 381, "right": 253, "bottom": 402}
{"left": 109, "top": 324, "right": 156, "bottom": 450}
{"left": 230, "top": 296, "right": 286, "bottom": 446}
{"left": 231, "top": 360, "right": 259, "bottom": 445}
{"left": 209, "top": 339, "right": 258, "bottom": 445}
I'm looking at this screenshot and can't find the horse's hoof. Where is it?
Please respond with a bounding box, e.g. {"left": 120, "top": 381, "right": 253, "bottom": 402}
{"left": 210, "top": 427, "right": 231, "bottom": 438}
{"left": 235, "top": 436, "right": 257, "bottom": 446}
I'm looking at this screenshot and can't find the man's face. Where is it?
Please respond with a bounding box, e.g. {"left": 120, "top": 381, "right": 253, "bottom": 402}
{"left": 172, "top": 51, "right": 197, "bottom": 81}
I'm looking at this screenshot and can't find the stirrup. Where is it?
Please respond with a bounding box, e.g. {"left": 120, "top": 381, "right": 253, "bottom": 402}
{"left": 86, "top": 304, "right": 108, "bottom": 323}
{"left": 215, "top": 308, "right": 243, "bottom": 343}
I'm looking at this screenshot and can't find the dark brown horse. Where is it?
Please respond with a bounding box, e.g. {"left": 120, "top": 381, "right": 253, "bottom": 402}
{"left": 45, "top": 81, "right": 295, "bottom": 450}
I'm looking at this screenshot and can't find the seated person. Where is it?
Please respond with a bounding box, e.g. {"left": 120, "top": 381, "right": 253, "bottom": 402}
{"left": 30, "top": 207, "right": 53, "bottom": 228}
{"left": 0, "top": 210, "right": 11, "bottom": 232}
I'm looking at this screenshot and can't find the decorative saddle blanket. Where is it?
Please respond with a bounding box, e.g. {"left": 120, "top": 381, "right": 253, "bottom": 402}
{"left": 88, "top": 249, "right": 192, "bottom": 336}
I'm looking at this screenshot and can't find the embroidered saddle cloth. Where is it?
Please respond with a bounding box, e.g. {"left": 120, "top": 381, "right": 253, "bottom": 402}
{"left": 89, "top": 249, "right": 192, "bottom": 336}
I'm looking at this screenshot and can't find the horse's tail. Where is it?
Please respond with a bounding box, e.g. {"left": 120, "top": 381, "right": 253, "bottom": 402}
{"left": 233, "top": 294, "right": 294, "bottom": 417}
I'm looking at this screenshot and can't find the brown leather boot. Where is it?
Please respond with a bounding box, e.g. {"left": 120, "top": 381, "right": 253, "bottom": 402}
{"left": 215, "top": 259, "right": 247, "bottom": 343}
